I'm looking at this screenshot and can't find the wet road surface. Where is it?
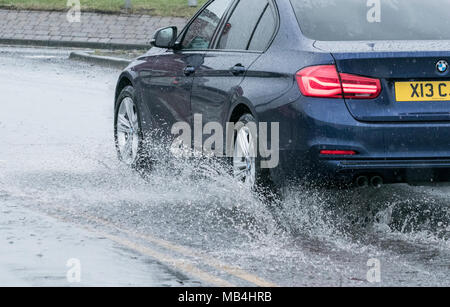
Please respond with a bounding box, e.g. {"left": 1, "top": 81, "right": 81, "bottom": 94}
{"left": 0, "top": 47, "right": 448, "bottom": 286}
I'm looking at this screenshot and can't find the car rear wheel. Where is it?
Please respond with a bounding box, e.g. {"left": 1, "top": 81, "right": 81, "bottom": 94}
{"left": 233, "top": 114, "right": 275, "bottom": 194}
{"left": 233, "top": 122, "right": 257, "bottom": 187}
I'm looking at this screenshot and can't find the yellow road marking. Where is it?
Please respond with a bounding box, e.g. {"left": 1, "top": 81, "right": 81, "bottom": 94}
{"left": 48, "top": 210, "right": 235, "bottom": 287}
{"left": 121, "top": 227, "right": 277, "bottom": 287}
{"left": 75, "top": 211, "right": 278, "bottom": 287}
{"left": 50, "top": 205, "right": 278, "bottom": 287}
{"left": 96, "top": 232, "right": 235, "bottom": 287}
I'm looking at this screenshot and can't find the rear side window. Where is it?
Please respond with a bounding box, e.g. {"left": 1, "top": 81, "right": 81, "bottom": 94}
{"left": 248, "top": 5, "right": 276, "bottom": 51}
{"left": 217, "top": 0, "right": 270, "bottom": 50}
{"left": 291, "top": 0, "right": 450, "bottom": 41}
{"left": 182, "top": 0, "right": 232, "bottom": 50}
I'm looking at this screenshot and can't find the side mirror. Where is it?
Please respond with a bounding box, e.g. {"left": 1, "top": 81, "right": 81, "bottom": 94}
{"left": 150, "top": 26, "right": 178, "bottom": 48}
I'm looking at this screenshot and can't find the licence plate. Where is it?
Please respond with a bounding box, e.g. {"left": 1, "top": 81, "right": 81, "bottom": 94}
{"left": 395, "top": 81, "right": 450, "bottom": 102}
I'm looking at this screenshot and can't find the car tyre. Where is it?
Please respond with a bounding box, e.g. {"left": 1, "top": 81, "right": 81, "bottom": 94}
{"left": 233, "top": 114, "right": 278, "bottom": 198}
{"left": 114, "top": 86, "right": 152, "bottom": 171}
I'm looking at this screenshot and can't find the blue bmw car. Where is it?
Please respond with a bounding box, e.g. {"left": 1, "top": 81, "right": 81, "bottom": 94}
{"left": 114, "top": 0, "right": 450, "bottom": 189}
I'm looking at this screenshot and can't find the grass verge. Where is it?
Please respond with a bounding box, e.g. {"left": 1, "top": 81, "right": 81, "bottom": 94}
{"left": 0, "top": 0, "right": 207, "bottom": 17}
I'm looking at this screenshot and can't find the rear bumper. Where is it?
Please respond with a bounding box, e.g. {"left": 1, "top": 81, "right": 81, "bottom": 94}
{"left": 318, "top": 158, "right": 450, "bottom": 184}
{"left": 329, "top": 158, "right": 450, "bottom": 170}
{"left": 273, "top": 149, "right": 450, "bottom": 185}
{"left": 257, "top": 88, "right": 450, "bottom": 185}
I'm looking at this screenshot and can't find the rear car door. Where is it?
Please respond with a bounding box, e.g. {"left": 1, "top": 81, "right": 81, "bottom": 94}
{"left": 191, "top": 0, "right": 275, "bottom": 127}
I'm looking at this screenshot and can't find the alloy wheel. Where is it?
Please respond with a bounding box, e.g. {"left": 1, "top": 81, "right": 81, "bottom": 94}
{"left": 116, "top": 97, "right": 140, "bottom": 166}
{"left": 233, "top": 126, "right": 257, "bottom": 187}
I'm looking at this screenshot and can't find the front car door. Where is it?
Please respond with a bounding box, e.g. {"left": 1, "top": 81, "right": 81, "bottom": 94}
{"left": 139, "top": 0, "right": 233, "bottom": 138}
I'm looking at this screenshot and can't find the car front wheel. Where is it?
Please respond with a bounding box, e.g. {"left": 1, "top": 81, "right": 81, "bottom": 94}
{"left": 114, "top": 86, "right": 143, "bottom": 168}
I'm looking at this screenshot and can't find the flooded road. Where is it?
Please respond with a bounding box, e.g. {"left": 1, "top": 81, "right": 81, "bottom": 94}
{"left": 0, "top": 47, "right": 448, "bottom": 286}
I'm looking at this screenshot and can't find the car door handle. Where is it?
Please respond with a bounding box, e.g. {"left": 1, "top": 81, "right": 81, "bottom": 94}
{"left": 231, "top": 64, "right": 246, "bottom": 75}
{"left": 183, "top": 66, "right": 196, "bottom": 76}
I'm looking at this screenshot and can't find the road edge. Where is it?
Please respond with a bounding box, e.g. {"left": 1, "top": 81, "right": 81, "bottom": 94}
{"left": 69, "top": 51, "right": 132, "bottom": 69}
{"left": 0, "top": 38, "right": 148, "bottom": 51}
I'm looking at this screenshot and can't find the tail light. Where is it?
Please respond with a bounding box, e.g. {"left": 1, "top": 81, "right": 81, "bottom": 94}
{"left": 296, "top": 65, "right": 381, "bottom": 99}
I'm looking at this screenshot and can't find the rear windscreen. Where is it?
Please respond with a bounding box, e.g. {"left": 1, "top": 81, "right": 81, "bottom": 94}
{"left": 290, "top": 0, "right": 450, "bottom": 41}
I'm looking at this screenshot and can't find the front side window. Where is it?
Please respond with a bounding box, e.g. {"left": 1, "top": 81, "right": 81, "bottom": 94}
{"left": 182, "top": 0, "right": 232, "bottom": 50}
{"left": 217, "top": 0, "right": 269, "bottom": 50}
